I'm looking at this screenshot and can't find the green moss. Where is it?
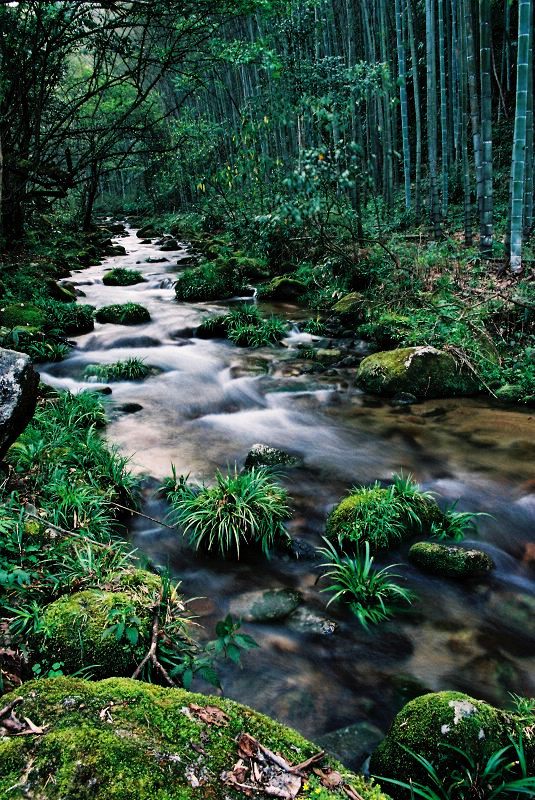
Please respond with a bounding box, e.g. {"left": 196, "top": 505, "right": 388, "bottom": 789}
{"left": 0, "top": 303, "right": 47, "bottom": 328}
{"left": 257, "top": 275, "right": 308, "bottom": 302}
{"left": 326, "top": 484, "right": 443, "bottom": 552}
{"left": 332, "top": 292, "right": 364, "bottom": 318}
{"left": 95, "top": 303, "right": 151, "bottom": 325}
{"left": 357, "top": 346, "right": 477, "bottom": 399}
{"left": 106, "top": 568, "right": 162, "bottom": 598}
{"left": 0, "top": 678, "right": 390, "bottom": 800}
{"left": 102, "top": 269, "right": 146, "bottom": 286}
{"left": 369, "top": 691, "right": 520, "bottom": 798}
{"left": 408, "top": 541, "right": 495, "bottom": 578}
{"left": 40, "top": 590, "right": 151, "bottom": 678}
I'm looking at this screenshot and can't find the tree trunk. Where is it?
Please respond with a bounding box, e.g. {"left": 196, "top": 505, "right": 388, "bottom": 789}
{"left": 479, "top": 0, "right": 493, "bottom": 256}
{"left": 395, "top": 0, "right": 411, "bottom": 209}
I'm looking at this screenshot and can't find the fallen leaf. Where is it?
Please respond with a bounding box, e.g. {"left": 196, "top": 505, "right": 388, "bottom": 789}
{"left": 237, "top": 732, "right": 259, "bottom": 758}
{"left": 189, "top": 703, "right": 229, "bottom": 727}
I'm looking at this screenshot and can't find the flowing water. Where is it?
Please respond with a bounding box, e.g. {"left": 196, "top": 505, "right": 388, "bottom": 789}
{"left": 41, "top": 225, "right": 535, "bottom": 755}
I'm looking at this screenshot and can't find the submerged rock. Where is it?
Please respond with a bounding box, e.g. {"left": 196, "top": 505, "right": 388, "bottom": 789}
{"left": 0, "top": 348, "right": 39, "bottom": 460}
{"left": 0, "top": 678, "right": 389, "bottom": 800}
{"left": 286, "top": 606, "right": 338, "bottom": 636}
{"left": 244, "top": 443, "right": 303, "bottom": 470}
{"left": 229, "top": 588, "right": 302, "bottom": 622}
{"left": 408, "top": 542, "right": 495, "bottom": 578}
{"left": 316, "top": 721, "right": 384, "bottom": 771}
{"left": 357, "top": 346, "right": 476, "bottom": 399}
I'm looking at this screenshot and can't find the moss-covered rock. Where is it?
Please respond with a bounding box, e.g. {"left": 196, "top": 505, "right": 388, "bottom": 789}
{"left": 39, "top": 590, "right": 152, "bottom": 678}
{"left": 0, "top": 303, "right": 47, "bottom": 329}
{"left": 369, "top": 691, "right": 526, "bottom": 798}
{"left": 357, "top": 346, "right": 476, "bottom": 399}
{"left": 96, "top": 303, "right": 151, "bottom": 325}
{"left": 326, "top": 484, "right": 444, "bottom": 551}
{"left": 46, "top": 302, "right": 95, "bottom": 335}
{"left": 332, "top": 292, "right": 364, "bottom": 318}
{"left": 106, "top": 568, "right": 162, "bottom": 598}
{"left": 258, "top": 275, "right": 308, "bottom": 302}
{"left": 244, "top": 443, "right": 302, "bottom": 470}
{"left": 0, "top": 677, "right": 390, "bottom": 800}
{"left": 409, "top": 541, "right": 495, "bottom": 578}
{"left": 102, "top": 269, "right": 146, "bottom": 286}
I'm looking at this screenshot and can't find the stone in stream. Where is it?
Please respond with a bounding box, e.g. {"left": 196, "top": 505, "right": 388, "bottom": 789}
{"left": 117, "top": 403, "right": 143, "bottom": 414}
{"left": 244, "top": 443, "right": 303, "bottom": 470}
{"left": 136, "top": 224, "right": 161, "bottom": 238}
{"left": 408, "top": 542, "right": 495, "bottom": 579}
{"left": 229, "top": 589, "right": 302, "bottom": 623}
{"left": 357, "top": 346, "right": 477, "bottom": 399}
{"left": 390, "top": 391, "right": 418, "bottom": 407}
{"left": 316, "top": 721, "right": 385, "bottom": 771}
{"left": 286, "top": 606, "right": 337, "bottom": 636}
{"left": 159, "top": 238, "right": 179, "bottom": 251}
{"left": 0, "top": 349, "right": 40, "bottom": 460}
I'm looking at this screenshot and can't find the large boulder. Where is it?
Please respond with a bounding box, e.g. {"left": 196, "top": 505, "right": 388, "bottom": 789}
{"left": 0, "top": 678, "right": 390, "bottom": 800}
{"left": 409, "top": 541, "right": 495, "bottom": 578}
{"left": 259, "top": 275, "right": 308, "bottom": 302}
{"left": 357, "top": 346, "right": 476, "bottom": 399}
{"left": 229, "top": 588, "right": 302, "bottom": 622}
{"left": 0, "top": 348, "right": 39, "bottom": 460}
{"left": 369, "top": 691, "right": 528, "bottom": 798}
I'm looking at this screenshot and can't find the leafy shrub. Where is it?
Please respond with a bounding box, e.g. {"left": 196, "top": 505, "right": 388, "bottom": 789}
{"left": 318, "top": 538, "right": 414, "bottom": 629}
{"left": 95, "top": 303, "right": 151, "bottom": 325}
{"left": 84, "top": 358, "right": 152, "bottom": 382}
{"left": 164, "top": 466, "right": 291, "bottom": 558}
{"left": 102, "top": 268, "right": 145, "bottom": 286}
{"left": 175, "top": 260, "right": 246, "bottom": 302}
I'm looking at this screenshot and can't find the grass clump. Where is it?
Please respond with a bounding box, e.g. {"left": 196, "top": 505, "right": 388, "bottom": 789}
{"left": 84, "top": 358, "right": 152, "bottom": 382}
{"left": 175, "top": 259, "right": 246, "bottom": 302}
{"left": 102, "top": 268, "right": 145, "bottom": 286}
{"left": 95, "top": 303, "right": 151, "bottom": 325}
{"left": 163, "top": 466, "right": 291, "bottom": 558}
{"left": 196, "top": 305, "right": 288, "bottom": 347}
{"left": 44, "top": 302, "right": 95, "bottom": 335}
{"left": 326, "top": 474, "right": 476, "bottom": 552}
{"left": 318, "top": 538, "right": 414, "bottom": 629}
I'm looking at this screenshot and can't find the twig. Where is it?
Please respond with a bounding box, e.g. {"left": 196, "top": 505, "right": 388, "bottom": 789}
{"left": 110, "top": 502, "right": 176, "bottom": 531}
{"left": 292, "top": 751, "right": 325, "bottom": 773}
{"left": 23, "top": 511, "right": 118, "bottom": 551}
{"left": 343, "top": 786, "right": 366, "bottom": 800}
{"left": 0, "top": 697, "right": 23, "bottom": 719}
{"left": 132, "top": 604, "right": 176, "bottom": 687}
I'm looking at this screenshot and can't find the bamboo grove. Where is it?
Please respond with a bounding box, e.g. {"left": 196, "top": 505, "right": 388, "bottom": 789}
{"left": 1, "top": 1, "right": 534, "bottom": 271}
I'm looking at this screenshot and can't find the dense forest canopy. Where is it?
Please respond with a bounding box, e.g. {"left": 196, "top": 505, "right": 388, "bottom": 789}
{"left": 0, "top": 0, "right": 534, "bottom": 270}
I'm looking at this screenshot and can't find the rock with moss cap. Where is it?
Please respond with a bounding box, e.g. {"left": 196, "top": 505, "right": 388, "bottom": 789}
{"left": 244, "top": 443, "right": 303, "bottom": 470}
{"left": 0, "top": 303, "right": 47, "bottom": 329}
{"left": 332, "top": 292, "right": 364, "bottom": 318}
{"left": 39, "top": 589, "right": 152, "bottom": 678}
{"left": 357, "top": 346, "right": 476, "bottom": 399}
{"left": 0, "top": 677, "right": 391, "bottom": 800}
{"left": 409, "top": 541, "right": 495, "bottom": 578}
{"left": 95, "top": 303, "right": 151, "bottom": 325}
{"left": 102, "top": 268, "right": 146, "bottom": 286}
{"left": 369, "top": 691, "right": 525, "bottom": 798}
{"left": 258, "top": 275, "right": 308, "bottom": 302}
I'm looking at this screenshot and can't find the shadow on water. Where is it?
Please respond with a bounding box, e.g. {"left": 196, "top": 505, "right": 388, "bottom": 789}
{"left": 40, "top": 224, "right": 535, "bottom": 742}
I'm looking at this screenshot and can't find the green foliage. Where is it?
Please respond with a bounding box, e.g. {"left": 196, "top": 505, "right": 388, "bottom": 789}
{"left": 164, "top": 466, "right": 291, "bottom": 558}
{"left": 95, "top": 303, "right": 151, "bottom": 325}
{"left": 102, "top": 269, "right": 145, "bottom": 286}
{"left": 84, "top": 358, "right": 152, "bottom": 382}
{"left": 197, "top": 304, "right": 288, "bottom": 347}
{"left": 379, "top": 738, "right": 535, "bottom": 799}
{"left": 44, "top": 302, "right": 95, "bottom": 335}
{"left": 174, "top": 259, "right": 246, "bottom": 302}
{"left": 318, "top": 538, "right": 414, "bottom": 629}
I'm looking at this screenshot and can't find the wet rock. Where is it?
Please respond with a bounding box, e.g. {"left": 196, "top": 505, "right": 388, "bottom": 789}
{"left": 487, "top": 591, "right": 535, "bottom": 644}
{"left": 140, "top": 238, "right": 152, "bottom": 244}
{"left": 316, "top": 348, "right": 343, "bottom": 362}
{"left": 316, "top": 721, "right": 384, "bottom": 771}
{"left": 117, "top": 403, "right": 143, "bottom": 414}
{"left": 229, "top": 588, "right": 302, "bottom": 622}
{"left": 331, "top": 292, "right": 364, "bottom": 318}
{"left": 357, "top": 346, "right": 477, "bottom": 399}
{"left": 337, "top": 355, "right": 361, "bottom": 368}
{"left": 448, "top": 654, "right": 527, "bottom": 708}
{"left": 47, "top": 280, "right": 77, "bottom": 302}
{"left": 145, "top": 256, "right": 169, "bottom": 264}
{"left": 409, "top": 542, "right": 495, "bottom": 579}
{"left": 112, "top": 336, "right": 160, "bottom": 349}
{"left": 285, "top": 537, "right": 320, "bottom": 561}
{"left": 286, "top": 606, "right": 337, "bottom": 636}
{"left": 137, "top": 224, "right": 161, "bottom": 238}
{"left": 259, "top": 275, "right": 307, "bottom": 302}
{"left": 102, "top": 243, "right": 127, "bottom": 256}
{"left": 244, "top": 443, "right": 303, "bottom": 470}
{"left": 159, "top": 238, "right": 179, "bottom": 251}
{"left": 0, "top": 349, "right": 39, "bottom": 459}
{"left": 390, "top": 392, "right": 418, "bottom": 407}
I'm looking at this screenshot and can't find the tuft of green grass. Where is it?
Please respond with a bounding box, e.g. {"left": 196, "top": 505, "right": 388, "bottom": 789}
{"left": 196, "top": 305, "right": 288, "bottom": 347}
{"left": 318, "top": 538, "right": 414, "bottom": 629}
{"left": 102, "top": 269, "right": 145, "bottom": 286}
{"left": 84, "top": 358, "right": 152, "bottom": 382}
{"left": 164, "top": 466, "right": 291, "bottom": 558}
{"left": 95, "top": 303, "right": 151, "bottom": 325}
{"left": 175, "top": 260, "right": 246, "bottom": 302}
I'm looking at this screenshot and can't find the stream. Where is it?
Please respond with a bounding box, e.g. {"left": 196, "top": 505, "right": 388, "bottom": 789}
{"left": 40, "top": 224, "right": 535, "bottom": 762}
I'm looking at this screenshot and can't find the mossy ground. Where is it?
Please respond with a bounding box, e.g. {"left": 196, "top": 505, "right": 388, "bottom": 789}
{"left": 0, "top": 678, "right": 390, "bottom": 800}
{"left": 95, "top": 303, "right": 151, "bottom": 325}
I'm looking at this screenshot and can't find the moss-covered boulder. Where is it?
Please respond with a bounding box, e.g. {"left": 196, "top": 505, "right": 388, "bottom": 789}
{"left": 0, "top": 303, "right": 47, "bottom": 329}
{"left": 332, "top": 292, "right": 364, "bottom": 318}
{"left": 258, "top": 275, "right": 308, "bottom": 302}
{"left": 357, "top": 346, "right": 476, "bottom": 399}
{"left": 102, "top": 269, "right": 146, "bottom": 286}
{"left": 39, "top": 590, "right": 152, "bottom": 678}
{"left": 46, "top": 302, "right": 95, "bottom": 335}
{"left": 369, "top": 691, "right": 528, "bottom": 798}
{"left": 95, "top": 303, "right": 151, "bottom": 325}
{"left": 409, "top": 541, "right": 495, "bottom": 578}
{"left": 326, "top": 483, "right": 444, "bottom": 552}
{"left": 0, "top": 678, "right": 390, "bottom": 800}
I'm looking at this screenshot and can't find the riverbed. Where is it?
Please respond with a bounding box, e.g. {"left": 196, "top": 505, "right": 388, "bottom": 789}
{"left": 40, "top": 225, "right": 535, "bottom": 760}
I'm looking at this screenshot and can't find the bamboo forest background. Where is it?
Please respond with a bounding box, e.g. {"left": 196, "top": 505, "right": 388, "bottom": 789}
{"left": 93, "top": 0, "right": 535, "bottom": 272}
